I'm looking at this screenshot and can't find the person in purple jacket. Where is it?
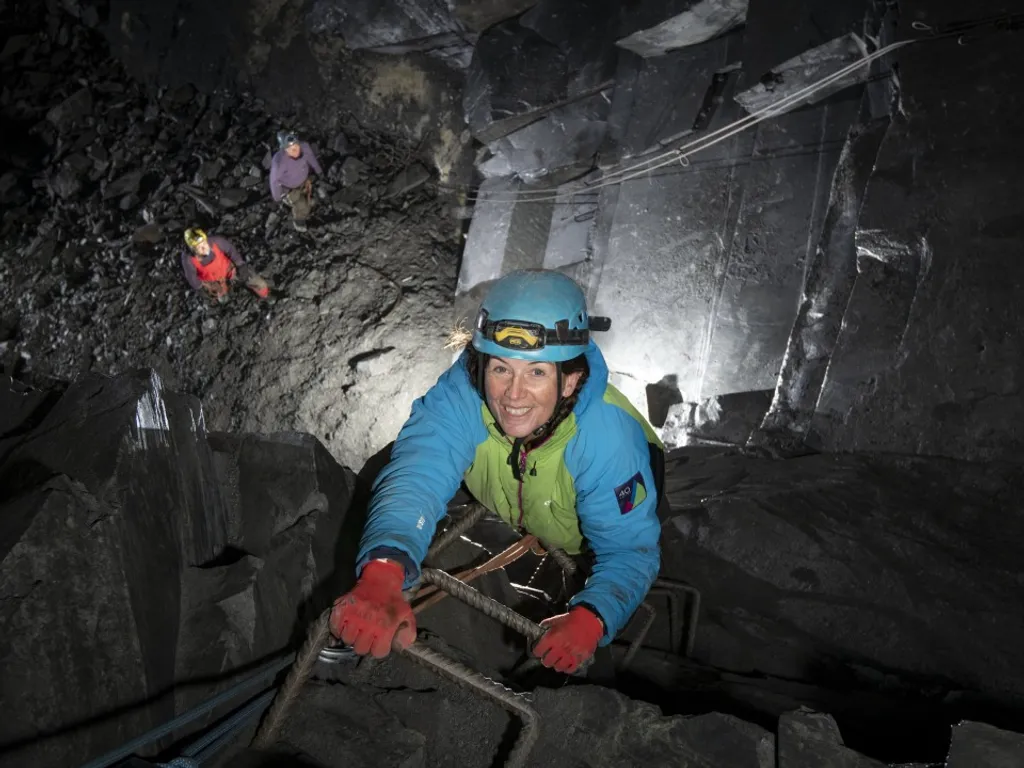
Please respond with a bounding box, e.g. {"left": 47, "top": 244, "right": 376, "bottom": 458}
{"left": 270, "top": 130, "right": 322, "bottom": 232}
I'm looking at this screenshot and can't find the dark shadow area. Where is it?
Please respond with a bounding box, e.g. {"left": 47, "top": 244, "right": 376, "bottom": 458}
{"left": 0, "top": 651, "right": 290, "bottom": 756}
{"left": 196, "top": 545, "right": 251, "bottom": 569}
{"left": 603, "top": 653, "right": 1024, "bottom": 764}
{"left": 220, "top": 752, "right": 323, "bottom": 768}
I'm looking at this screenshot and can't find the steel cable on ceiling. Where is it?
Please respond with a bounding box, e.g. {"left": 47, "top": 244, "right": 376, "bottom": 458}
{"left": 434, "top": 13, "right": 1022, "bottom": 206}
{"left": 454, "top": 38, "right": 910, "bottom": 204}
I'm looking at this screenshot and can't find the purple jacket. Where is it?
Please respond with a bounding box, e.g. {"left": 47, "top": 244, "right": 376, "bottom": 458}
{"left": 180, "top": 236, "right": 244, "bottom": 291}
{"left": 269, "top": 142, "right": 322, "bottom": 201}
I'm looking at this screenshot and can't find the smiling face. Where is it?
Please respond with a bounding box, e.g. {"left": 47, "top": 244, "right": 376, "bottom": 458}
{"left": 483, "top": 355, "right": 582, "bottom": 438}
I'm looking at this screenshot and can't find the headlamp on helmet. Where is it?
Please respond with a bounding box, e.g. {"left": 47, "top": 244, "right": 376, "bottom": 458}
{"left": 471, "top": 270, "right": 610, "bottom": 363}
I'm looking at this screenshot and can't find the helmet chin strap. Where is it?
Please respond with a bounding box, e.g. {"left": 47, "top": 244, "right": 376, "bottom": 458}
{"left": 477, "top": 353, "right": 487, "bottom": 400}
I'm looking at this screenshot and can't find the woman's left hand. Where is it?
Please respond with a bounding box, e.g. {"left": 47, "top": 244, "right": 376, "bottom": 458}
{"left": 533, "top": 606, "right": 604, "bottom": 674}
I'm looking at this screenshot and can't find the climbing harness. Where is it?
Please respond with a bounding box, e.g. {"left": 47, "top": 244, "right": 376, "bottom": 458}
{"left": 412, "top": 533, "right": 540, "bottom": 614}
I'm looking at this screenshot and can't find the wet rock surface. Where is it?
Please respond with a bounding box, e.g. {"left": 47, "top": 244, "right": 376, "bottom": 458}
{"left": 453, "top": 0, "right": 1024, "bottom": 472}
{"left": 616, "top": 0, "right": 749, "bottom": 58}
{"left": 801, "top": 0, "right": 1024, "bottom": 463}
{"left": 0, "top": 8, "right": 461, "bottom": 468}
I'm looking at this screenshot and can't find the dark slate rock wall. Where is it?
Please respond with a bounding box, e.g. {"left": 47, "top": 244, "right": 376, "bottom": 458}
{"left": 464, "top": 20, "right": 569, "bottom": 143}
{"left": 777, "top": 708, "right": 886, "bottom": 767}
{"left": 741, "top": 0, "right": 875, "bottom": 83}
{"left": 946, "top": 720, "right": 1024, "bottom": 768}
{"left": 0, "top": 371, "right": 356, "bottom": 768}
{"left": 0, "top": 370, "right": 221, "bottom": 766}
{"left": 807, "top": 0, "right": 1024, "bottom": 462}
{"left": 751, "top": 105, "right": 891, "bottom": 452}
{"left": 659, "top": 447, "right": 1024, "bottom": 739}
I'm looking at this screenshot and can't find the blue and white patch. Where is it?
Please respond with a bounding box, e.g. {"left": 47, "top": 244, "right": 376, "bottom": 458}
{"left": 613, "top": 472, "right": 647, "bottom": 515}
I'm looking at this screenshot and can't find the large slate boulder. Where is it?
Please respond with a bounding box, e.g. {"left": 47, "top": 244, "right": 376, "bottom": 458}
{"left": 0, "top": 370, "right": 224, "bottom": 766}
{"left": 0, "top": 375, "right": 56, "bottom": 437}
{"left": 529, "top": 686, "right": 775, "bottom": 767}
{"left": 0, "top": 371, "right": 356, "bottom": 767}
{"left": 174, "top": 431, "right": 355, "bottom": 716}
{"left": 946, "top": 720, "right": 1024, "bottom": 768}
{"left": 777, "top": 708, "right": 885, "bottom": 767}
{"left": 804, "top": 0, "right": 1024, "bottom": 464}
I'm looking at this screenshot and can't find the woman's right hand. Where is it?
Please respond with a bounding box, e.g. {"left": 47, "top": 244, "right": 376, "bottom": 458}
{"left": 329, "top": 559, "right": 417, "bottom": 658}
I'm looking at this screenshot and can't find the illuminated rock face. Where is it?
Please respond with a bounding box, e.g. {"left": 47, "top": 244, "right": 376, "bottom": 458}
{"left": 457, "top": 0, "right": 884, "bottom": 447}
{"left": 456, "top": 0, "right": 1024, "bottom": 465}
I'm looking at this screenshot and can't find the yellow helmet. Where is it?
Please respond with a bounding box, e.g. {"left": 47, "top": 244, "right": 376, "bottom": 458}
{"left": 184, "top": 228, "right": 208, "bottom": 251}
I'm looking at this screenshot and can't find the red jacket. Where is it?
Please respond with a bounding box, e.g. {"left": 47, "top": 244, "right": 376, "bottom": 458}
{"left": 192, "top": 243, "right": 235, "bottom": 282}
{"left": 180, "top": 236, "right": 243, "bottom": 289}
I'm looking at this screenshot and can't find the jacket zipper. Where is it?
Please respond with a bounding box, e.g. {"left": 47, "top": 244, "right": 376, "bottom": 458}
{"left": 516, "top": 447, "right": 530, "bottom": 529}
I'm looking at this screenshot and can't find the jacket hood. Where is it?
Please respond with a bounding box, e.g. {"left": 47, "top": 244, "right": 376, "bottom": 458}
{"left": 573, "top": 341, "right": 610, "bottom": 417}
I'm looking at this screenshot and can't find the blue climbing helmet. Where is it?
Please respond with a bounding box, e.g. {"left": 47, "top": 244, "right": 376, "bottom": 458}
{"left": 472, "top": 270, "right": 592, "bottom": 363}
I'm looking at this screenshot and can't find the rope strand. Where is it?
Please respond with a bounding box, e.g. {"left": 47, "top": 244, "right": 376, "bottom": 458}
{"left": 460, "top": 37, "right": 911, "bottom": 205}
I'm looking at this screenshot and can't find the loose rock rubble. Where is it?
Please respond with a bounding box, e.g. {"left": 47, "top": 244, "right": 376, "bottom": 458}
{"left": 0, "top": 5, "right": 461, "bottom": 466}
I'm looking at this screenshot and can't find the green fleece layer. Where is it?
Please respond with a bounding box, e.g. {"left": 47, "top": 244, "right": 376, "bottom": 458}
{"left": 463, "top": 384, "right": 662, "bottom": 554}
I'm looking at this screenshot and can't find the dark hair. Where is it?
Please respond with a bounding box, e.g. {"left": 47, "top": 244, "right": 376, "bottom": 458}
{"left": 465, "top": 345, "right": 590, "bottom": 445}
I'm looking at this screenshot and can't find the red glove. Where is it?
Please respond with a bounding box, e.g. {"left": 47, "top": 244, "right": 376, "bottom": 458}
{"left": 329, "top": 560, "right": 416, "bottom": 658}
{"left": 532, "top": 606, "right": 604, "bottom": 674}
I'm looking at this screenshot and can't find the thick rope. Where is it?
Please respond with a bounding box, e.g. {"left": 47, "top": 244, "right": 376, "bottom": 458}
{"left": 250, "top": 609, "right": 331, "bottom": 748}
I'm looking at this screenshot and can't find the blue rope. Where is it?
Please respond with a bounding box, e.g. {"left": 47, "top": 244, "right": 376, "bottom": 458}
{"left": 78, "top": 654, "right": 294, "bottom": 768}
{"left": 182, "top": 689, "right": 276, "bottom": 762}
{"left": 159, "top": 759, "right": 200, "bottom": 768}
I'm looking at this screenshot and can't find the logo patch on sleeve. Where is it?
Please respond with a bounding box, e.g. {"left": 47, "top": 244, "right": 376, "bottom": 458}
{"left": 613, "top": 472, "right": 647, "bottom": 515}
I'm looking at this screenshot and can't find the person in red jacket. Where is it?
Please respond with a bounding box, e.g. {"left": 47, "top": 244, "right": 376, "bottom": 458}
{"left": 181, "top": 228, "right": 270, "bottom": 302}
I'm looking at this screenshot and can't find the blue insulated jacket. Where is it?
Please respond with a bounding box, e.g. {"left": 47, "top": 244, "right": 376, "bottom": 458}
{"left": 356, "top": 342, "right": 663, "bottom": 643}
